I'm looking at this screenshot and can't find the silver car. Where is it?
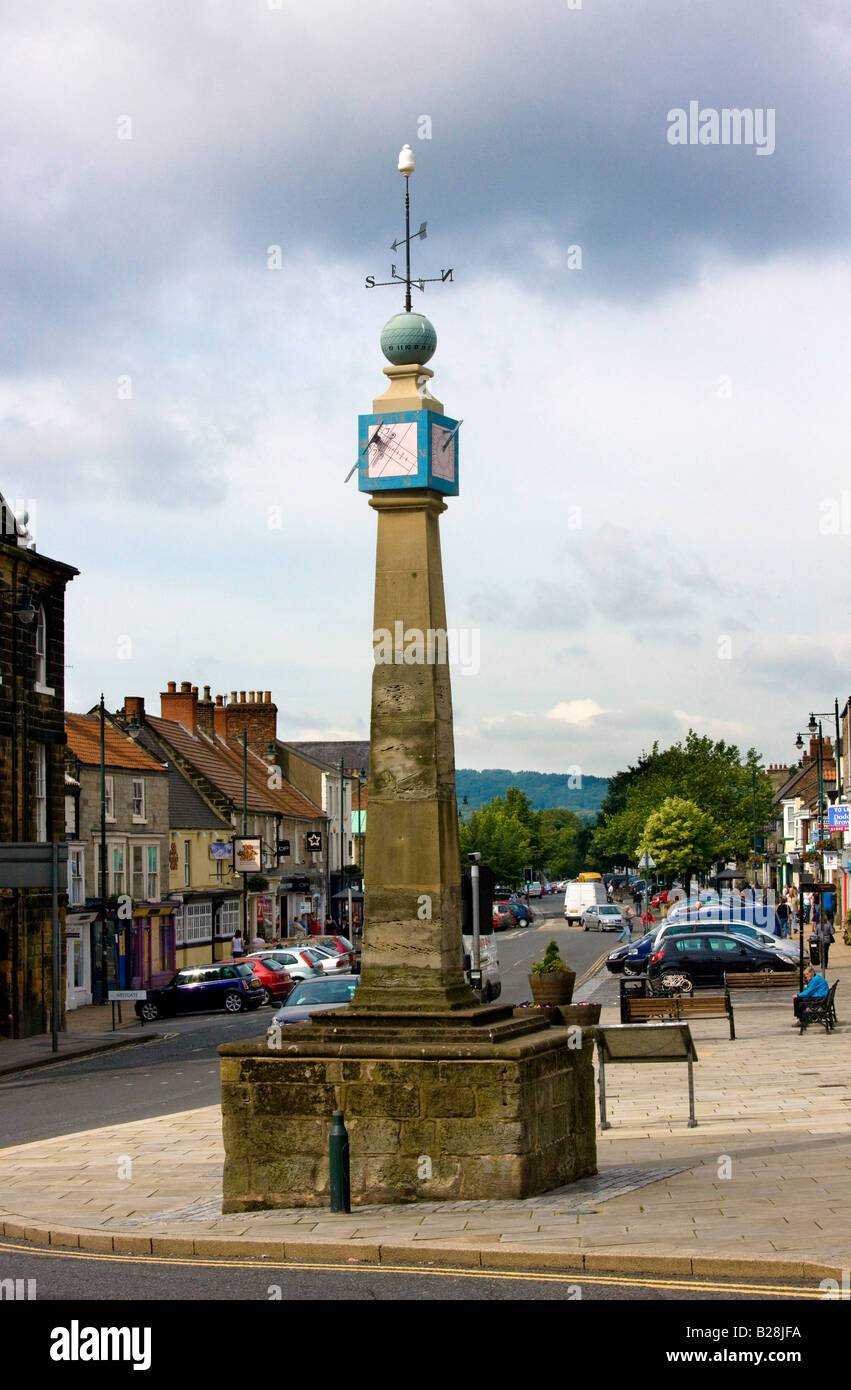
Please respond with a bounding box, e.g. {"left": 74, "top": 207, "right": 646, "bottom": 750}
{"left": 581, "top": 904, "right": 628, "bottom": 932}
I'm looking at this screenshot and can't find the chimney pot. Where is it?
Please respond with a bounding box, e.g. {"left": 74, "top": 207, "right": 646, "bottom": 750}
{"left": 181, "top": 681, "right": 191, "bottom": 693}
{"left": 216, "top": 694, "right": 224, "bottom": 706}
{"left": 203, "top": 685, "right": 211, "bottom": 701}
{"left": 240, "top": 691, "right": 246, "bottom": 703}
{"left": 167, "top": 681, "right": 176, "bottom": 694}
{"left": 231, "top": 691, "right": 237, "bottom": 704}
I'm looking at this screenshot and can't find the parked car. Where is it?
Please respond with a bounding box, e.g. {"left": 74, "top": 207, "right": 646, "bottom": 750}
{"left": 462, "top": 933, "right": 502, "bottom": 1003}
{"left": 665, "top": 896, "right": 780, "bottom": 935}
{"left": 135, "top": 962, "right": 263, "bottom": 1021}
{"left": 492, "top": 907, "right": 517, "bottom": 931}
{"left": 493, "top": 897, "right": 533, "bottom": 928}
{"left": 220, "top": 954, "right": 293, "bottom": 1005}
{"left": 581, "top": 903, "right": 627, "bottom": 932}
{"left": 654, "top": 916, "right": 784, "bottom": 954}
{"left": 290, "top": 934, "right": 355, "bottom": 970}
{"left": 606, "top": 932, "right": 655, "bottom": 974}
{"left": 272, "top": 974, "right": 360, "bottom": 1024}
{"left": 647, "top": 931, "right": 797, "bottom": 992}
{"left": 252, "top": 947, "right": 323, "bottom": 983}
{"left": 527, "top": 881, "right": 543, "bottom": 898}
{"left": 296, "top": 942, "right": 350, "bottom": 974}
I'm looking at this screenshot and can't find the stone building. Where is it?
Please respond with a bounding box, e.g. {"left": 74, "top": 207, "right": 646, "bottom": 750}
{"left": 113, "top": 684, "right": 328, "bottom": 947}
{"left": 64, "top": 713, "right": 171, "bottom": 999}
{"left": 0, "top": 492, "right": 78, "bottom": 1037}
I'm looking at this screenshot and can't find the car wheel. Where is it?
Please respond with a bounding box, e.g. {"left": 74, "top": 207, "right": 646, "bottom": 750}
{"left": 224, "top": 991, "right": 245, "bottom": 1013}
{"left": 139, "top": 1000, "right": 160, "bottom": 1022}
{"left": 623, "top": 963, "right": 643, "bottom": 977}
{"left": 261, "top": 986, "right": 273, "bottom": 1006}
{"left": 517, "top": 916, "right": 530, "bottom": 928}
{"left": 583, "top": 924, "right": 589, "bottom": 931}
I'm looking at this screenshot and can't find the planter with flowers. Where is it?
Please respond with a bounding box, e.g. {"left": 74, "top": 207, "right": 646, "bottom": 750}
{"left": 528, "top": 940, "right": 576, "bottom": 1005}
{"left": 556, "top": 1001, "right": 602, "bottom": 1026}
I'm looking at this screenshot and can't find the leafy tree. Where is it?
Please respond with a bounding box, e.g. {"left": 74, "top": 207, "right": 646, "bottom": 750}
{"left": 591, "top": 732, "right": 774, "bottom": 871}
{"left": 457, "top": 787, "right": 586, "bottom": 883}
{"left": 636, "top": 796, "right": 723, "bottom": 880}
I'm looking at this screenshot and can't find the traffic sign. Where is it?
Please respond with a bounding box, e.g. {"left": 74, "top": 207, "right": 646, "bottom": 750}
{"left": 639, "top": 852, "right": 655, "bottom": 870}
{"left": 108, "top": 990, "right": 147, "bottom": 1002}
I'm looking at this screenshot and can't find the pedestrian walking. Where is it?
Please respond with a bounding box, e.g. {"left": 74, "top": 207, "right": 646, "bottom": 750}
{"left": 616, "top": 907, "right": 634, "bottom": 944}
{"left": 814, "top": 917, "right": 835, "bottom": 970}
{"left": 776, "top": 897, "right": 790, "bottom": 939}
{"left": 232, "top": 931, "right": 244, "bottom": 958}
{"left": 823, "top": 888, "right": 836, "bottom": 927}
{"left": 641, "top": 907, "right": 656, "bottom": 931}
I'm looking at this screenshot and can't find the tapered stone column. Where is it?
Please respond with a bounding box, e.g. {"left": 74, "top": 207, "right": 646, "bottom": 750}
{"left": 352, "top": 487, "right": 475, "bottom": 1010}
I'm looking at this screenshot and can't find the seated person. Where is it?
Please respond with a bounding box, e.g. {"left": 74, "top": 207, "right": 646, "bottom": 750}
{"left": 793, "top": 967, "right": 830, "bottom": 1019}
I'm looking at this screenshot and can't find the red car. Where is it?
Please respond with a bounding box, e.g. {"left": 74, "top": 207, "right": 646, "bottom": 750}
{"left": 220, "top": 955, "right": 294, "bottom": 1006}
{"left": 492, "top": 907, "right": 516, "bottom": 932}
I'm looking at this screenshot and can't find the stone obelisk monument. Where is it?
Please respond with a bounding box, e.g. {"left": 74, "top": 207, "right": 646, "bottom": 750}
{"left": 219, "top": 146, "right": 597, "bottom": 1209}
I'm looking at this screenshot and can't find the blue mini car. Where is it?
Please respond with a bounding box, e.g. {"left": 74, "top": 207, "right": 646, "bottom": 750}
{"left": 135, "top": 962, "right": 264, "bottom": 1021}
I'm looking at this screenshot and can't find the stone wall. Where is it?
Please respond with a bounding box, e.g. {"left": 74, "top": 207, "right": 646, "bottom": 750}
{"left": 220, "top": 1028, "right": 597, "bottom": 1209}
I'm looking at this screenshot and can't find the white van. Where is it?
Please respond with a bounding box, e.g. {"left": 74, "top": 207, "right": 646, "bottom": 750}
{"left": 462, "top": 933, "right": 501, "bottom": 1004}
{"left": 563, "top": 879, "right": 608, "bottom": 925}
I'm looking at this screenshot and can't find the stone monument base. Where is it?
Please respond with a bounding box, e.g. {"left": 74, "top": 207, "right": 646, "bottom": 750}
{"left": 218, "top": 1008, "right": 597, "bottom": 1210}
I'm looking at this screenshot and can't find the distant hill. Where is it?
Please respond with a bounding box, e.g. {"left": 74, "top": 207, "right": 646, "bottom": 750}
{"left": 455, "top": 768, "right": 608, "bottom": 821}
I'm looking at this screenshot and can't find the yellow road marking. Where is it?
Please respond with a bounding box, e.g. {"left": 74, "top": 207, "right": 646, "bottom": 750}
{"left": 0, "top": 1238, "right": 821, "bottom": 1296}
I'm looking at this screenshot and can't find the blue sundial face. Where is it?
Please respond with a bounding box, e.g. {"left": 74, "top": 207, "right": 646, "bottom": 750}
{"left": 357, "top": 411, "right": 459, "bottom": 496}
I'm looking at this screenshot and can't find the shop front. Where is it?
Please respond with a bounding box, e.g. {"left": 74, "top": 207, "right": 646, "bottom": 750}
{"left": 131, "top": 904, "right": 177, "bottom": 989}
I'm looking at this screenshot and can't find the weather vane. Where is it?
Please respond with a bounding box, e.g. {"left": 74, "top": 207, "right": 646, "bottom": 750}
{"left": 365, "top": 144, "right": 454, "bottom": 312}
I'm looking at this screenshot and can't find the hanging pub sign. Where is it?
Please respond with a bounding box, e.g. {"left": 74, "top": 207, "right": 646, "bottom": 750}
{"left": 305, "top": 831, "right": 322, "bottom": 853}
{"left": 232, "top": 837, "right": 262, "bottom": 873}
{"left": 276, "top": 840, "right": 291, "bottom": 860}
{"left": 209, "top": 841, "right": 233, "bottom": 861}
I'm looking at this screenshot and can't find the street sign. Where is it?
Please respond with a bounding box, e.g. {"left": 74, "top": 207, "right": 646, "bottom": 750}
{"left": 828, "top": 805, "right": 850, "bottom": 832}
{"left": 639, "top": 852, "right": 655, "bottom": 870}
{"left": 0, "top": 842, "right": 68, "bottom": 888}
{"left": 108, "top": 990, "right": 147, "bottom": 1002}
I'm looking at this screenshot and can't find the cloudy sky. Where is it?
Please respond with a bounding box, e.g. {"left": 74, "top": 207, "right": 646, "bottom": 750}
{"left": 3, "top": 0, "right": 851, "bottom": 777}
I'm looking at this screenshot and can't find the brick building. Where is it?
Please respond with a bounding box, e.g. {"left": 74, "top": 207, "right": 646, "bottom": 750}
{"left": 0, "top": 493, "right": 78, "bottom": 1038}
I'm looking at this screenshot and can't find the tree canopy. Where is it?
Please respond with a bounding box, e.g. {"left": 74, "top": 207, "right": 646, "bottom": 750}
{"left": 591, "top": 731, "right": 774, "bottom": 872}
{"left": 458, "top": 787, "right": 586, "bottom": 883}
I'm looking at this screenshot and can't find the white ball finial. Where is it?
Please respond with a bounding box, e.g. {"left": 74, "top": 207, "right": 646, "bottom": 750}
{"left": 398, "top": 143, "right": 415, "bottom": 176}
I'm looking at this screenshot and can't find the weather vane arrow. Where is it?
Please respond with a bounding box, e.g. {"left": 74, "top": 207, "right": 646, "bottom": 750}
{"left": 365, "top": 145, "right": 454, "bottom": 312}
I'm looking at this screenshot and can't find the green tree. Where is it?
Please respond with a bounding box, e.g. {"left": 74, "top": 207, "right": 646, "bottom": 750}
{"left": 637, "top": 796, "right": 723, "bottom": 880}
{"left": 591, "top": 732, "right": 775, "bottom": 870}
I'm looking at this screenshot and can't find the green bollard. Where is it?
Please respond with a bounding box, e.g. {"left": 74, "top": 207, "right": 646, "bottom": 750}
{"left": 329, "top": 1110, "right": 351, "bottom": 1213}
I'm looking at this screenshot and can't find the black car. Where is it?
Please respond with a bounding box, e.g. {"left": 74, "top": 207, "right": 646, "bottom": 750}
{"left": 647, "top": 931, "right": 797, "bottom": 992}
{"left": 135, "top": 962, "right": 264, "bottom": 1021}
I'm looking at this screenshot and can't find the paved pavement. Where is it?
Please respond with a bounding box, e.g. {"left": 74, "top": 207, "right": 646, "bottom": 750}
{"left": 0, "top": 1002, "right": 159, "bottom": 1077}
{"left": 1, "top": 933, "right": 849, "bottom": 1281}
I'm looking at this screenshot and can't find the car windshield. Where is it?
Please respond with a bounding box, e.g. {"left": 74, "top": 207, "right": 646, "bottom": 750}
{"left": 598, "top": 907, "right": 620, "bottom": 915}
{"left": 286, "top": 980, "right": 358, "bottom": 1007}
{"left": 235, "top": 963, "right": 256, "bottom": 978}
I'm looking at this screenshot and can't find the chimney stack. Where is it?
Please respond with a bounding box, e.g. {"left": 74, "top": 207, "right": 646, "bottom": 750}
{"left": 160, "top": 680, "right": 199, "bottom": 733}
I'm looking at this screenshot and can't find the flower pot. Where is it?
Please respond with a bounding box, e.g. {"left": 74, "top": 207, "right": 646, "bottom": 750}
{"left": 556, "top": 1002, "right": 602, "bottom": 1027}
{"left": 528, "top": 969, "right": 576, "bottom": 1005}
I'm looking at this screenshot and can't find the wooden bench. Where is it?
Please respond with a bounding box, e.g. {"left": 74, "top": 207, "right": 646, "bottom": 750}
{"left": 724, "top": 971, "right": 799, "bottom": 990}
{"left": 798, "top": 981, "right": 839, "bottom": 1035}
{"left": 623, "top": 993, "right": 735, "bottom": 1040}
